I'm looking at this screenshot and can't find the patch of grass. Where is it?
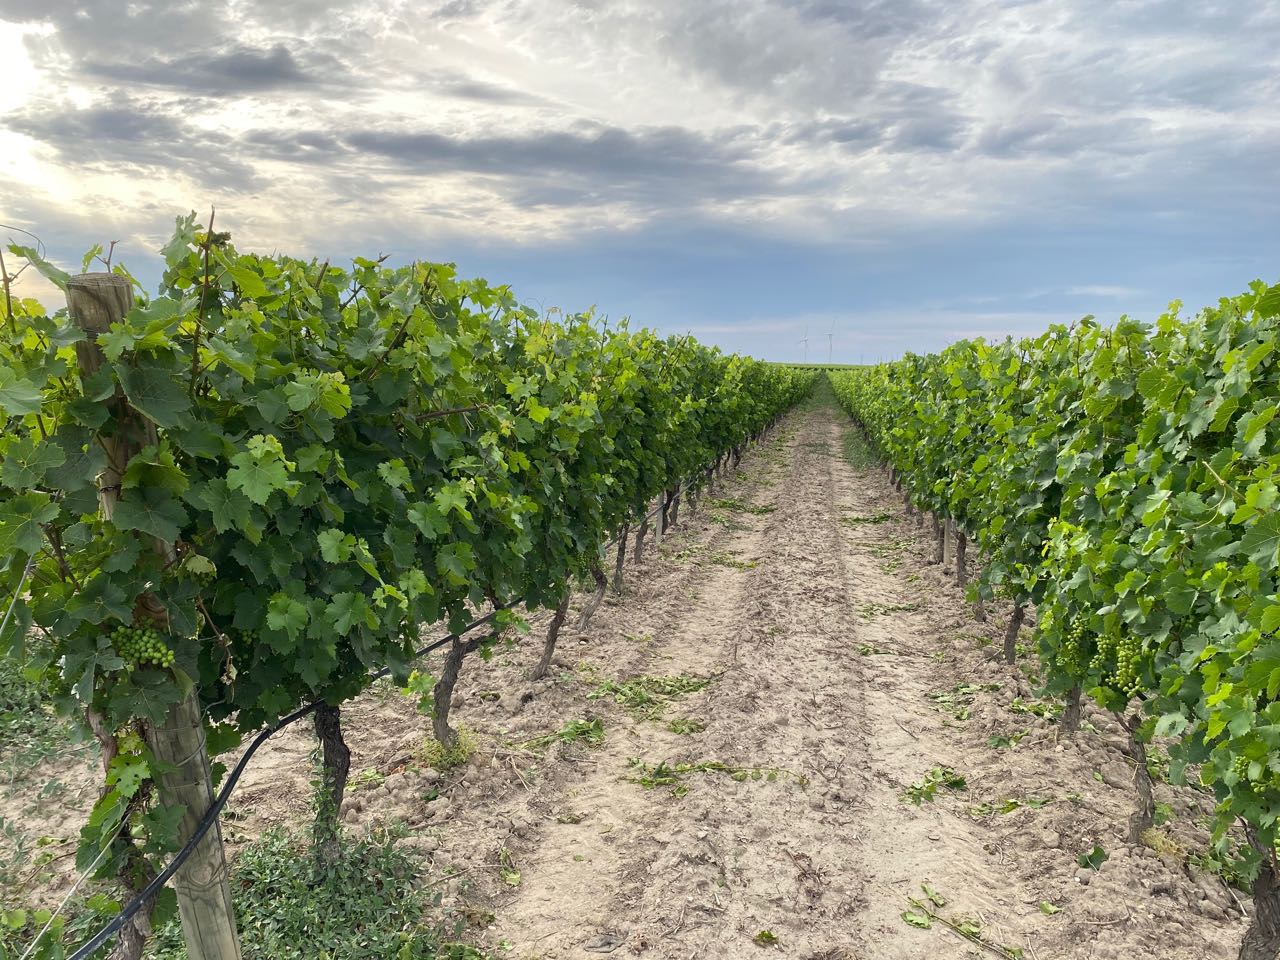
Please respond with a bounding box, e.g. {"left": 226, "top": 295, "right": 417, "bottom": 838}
{"left": 520, "top": 717, "right": 604, "bottom": 751}
{"left": 148, "top": 828, "right": 488, "bottom": 959}
{"left": 985, "top": 730, "right": 1028, "bottom": 749}
{"left": 1189, "top": 838, "right": 1254, "bottom": 891}
{"left": 842, "top": 428, "right": 880, "bottom": 470}
{"left": 668, "top": 717, "right": 707, "bottom": 735}
{"left": 1, "top": 896, "right": 117, "bottom": 960}
{"left": 753, "top": 929, "right": 779, "bottom": 946}
{"left": 967, "top": 796, "right": 1053, "bottom": 817}
{"left": 870, "top": 538, "right": 910, "bottom": 558}
{"left": 350, "top": 768, "right": 386, "bottom": 791}
{"left": 626, "top": 758, "right": 808, "bottom": 797}
{"left": 903, "top": 766, "right": 966, "bottom": 805}
{"left": 1141, "top": 828, "right": 1184, "bottom": 858}
{"left": 499, "top": 847, "right": 522, "bottom": 888}
{"left": 858, "top": 600, "right": 920, "bottom": 619}
{"left": 926, "top": 682, "right": 1001, "bottom": 721}
{"left": 0, "top": 650, "right": 79, "bottom": 781}
{"left": 708, "top": 497, "right": 775, "bottom": 516}
{"left": 858, "top": 643, "right": 894, "bottom": 656}
{"left": 1008, "top": 697, "right": 1062, "bottom": 721}
{"left": 707, "top": 550, "right": 758, "bottom": 570}
{"left": 589, "top": 674, "right": 712, "bottom": 717}
{"left": 706, "top": 511, "right": 748, "bottom": 531}
{"left": 901, "top": 884, "right": 1023, "bottom": 959}
{"left": 842, "top": 512, "right": 893, "bottom": 525}
{"left": 418, "top": 726, "right": 477, "bottom": 771}
{"left": 673, "top": 546, "right": 759, "bottom": 570}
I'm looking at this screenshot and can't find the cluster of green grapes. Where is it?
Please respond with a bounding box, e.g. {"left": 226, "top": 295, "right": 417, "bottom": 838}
{"left": 1090, "top": 631, "right": 1143, "bottom": 698}
{"left": 1059, "top": 618, "right": 1088, "bottom": 674}
{"left": 1226, "top": 755, "right": 1280, "bottom": 792}
{"left": 110, "top": 624, "right": 176, "bottom": 669}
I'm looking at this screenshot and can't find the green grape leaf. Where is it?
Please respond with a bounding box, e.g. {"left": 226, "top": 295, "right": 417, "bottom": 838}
{"left": 0, "top": 367, "right": 43, "bottom": 417}
{"left": 112, "top": 487, "right": 188, "bottom": 543}
{"left": 116, "top": 364, "right": 192, "bottom": 427}
{"left": 0, "top": 435, "right": 66, "bottom": 487}
{"left": 0, "top": 493, "right": 59, "bottom": 555}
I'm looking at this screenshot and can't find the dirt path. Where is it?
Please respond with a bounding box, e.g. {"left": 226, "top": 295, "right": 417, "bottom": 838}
{"left": 3, "top": 390, "right": 1254, "bottom": 959}
{"left": 418, "top": 390, "right": 1249, "bottom": 960}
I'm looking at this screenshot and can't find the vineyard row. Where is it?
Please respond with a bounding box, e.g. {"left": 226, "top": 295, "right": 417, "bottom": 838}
{"left": 0, "top": 215, "right": 815, "bottom": 959}
{"left": 830, "top": 278, "right": 1280, "bottom": 960}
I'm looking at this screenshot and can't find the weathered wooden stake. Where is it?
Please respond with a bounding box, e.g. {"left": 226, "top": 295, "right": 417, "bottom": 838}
{"left": 942, "top": 518, "right": 956, "bottom": 569}
{"left": 68, "top": 274, "right": 242, "bottom": 960}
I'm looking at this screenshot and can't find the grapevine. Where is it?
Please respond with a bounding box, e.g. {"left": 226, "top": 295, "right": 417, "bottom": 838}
{"left": 0, "top": 215, "right": 814, "bottom": 958}
{"left": 830, "top": 276, "right": 1280, "bottom": 955}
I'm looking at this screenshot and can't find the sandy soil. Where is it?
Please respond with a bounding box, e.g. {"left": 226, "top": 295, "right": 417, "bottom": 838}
{"left": 2, "top": 393, "right": 1253, "bottom": 959}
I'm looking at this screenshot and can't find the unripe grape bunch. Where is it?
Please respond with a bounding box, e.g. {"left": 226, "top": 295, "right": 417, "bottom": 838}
{"left": 110, "top": 624, "right": 176, "bottom": 669}
{"left": 1090, "top": 630, "right": 1142, "bottom": 698}
{"left": 1060, "top": 618, "right": 1088, "bottom": 674}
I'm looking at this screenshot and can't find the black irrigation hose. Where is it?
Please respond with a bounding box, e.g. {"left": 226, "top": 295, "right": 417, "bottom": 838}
{"left": 65, "top": 427, "right": 781, "bottom": 959}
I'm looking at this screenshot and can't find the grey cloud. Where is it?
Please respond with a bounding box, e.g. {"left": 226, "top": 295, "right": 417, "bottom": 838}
{"left": 4, "top": 0, "right": 1278, "bottom": 271}
{"left": 782, "top": 0, "right": 936, "bottom": 34}
{"left": 974, "top": 114, "right": 1156, "bottom": 159}
{"left": 82, "top": 44, "right": 347, "bottom": 95}
{"left": 890, "top": 116, "right": 969, "bottom": 152}
{"left": 437, "top": 79, "right": 552, "bottom": 106}
{"left": 656, "top": 2, "right": 893, "bottom": 109}
{"left": 4, "top": 98, "right": 253, "bottom": 188}
{"left": 242, "top": 129, "right": 347, "bottom": 163}
{"left": 11, "top": 1, "right": 229, "bottom": 63}
{"left": 342, "top": 123, "right": 794, "bottom": 205}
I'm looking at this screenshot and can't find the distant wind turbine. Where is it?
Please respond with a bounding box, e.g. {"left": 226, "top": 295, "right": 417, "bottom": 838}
{"left": 799, "top": 326, "right": 809, "bottom": 363}
{"left": 827, "top": 319, "right": 835, "bottom": 364}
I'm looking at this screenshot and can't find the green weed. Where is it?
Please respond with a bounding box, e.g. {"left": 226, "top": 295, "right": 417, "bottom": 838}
{"left": 589, "top": 675, "right": 712, "bottom": 717}
{"left": 521, "top": 717, "right": 604, "bottom": 751}
{"left": 148, "top": 829, "right": 487, "bottom": 959}
{"left": 626, "top": 758, "right": 807, "bottom": 797}
{"left": 903, "top": 767, "right": 966, "bottom": 804}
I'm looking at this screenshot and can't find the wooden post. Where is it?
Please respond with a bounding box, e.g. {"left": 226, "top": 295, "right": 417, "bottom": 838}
{"left": 68, "top": 274, "right": 242, "bottom": 960}
{"left": 942, "top": 518, "right": 955, "bottom": 569}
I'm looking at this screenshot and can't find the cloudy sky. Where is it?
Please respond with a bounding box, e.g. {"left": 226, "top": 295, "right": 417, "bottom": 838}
{"left": 1, "top": 1, "right": 1277, "bottom": 359}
